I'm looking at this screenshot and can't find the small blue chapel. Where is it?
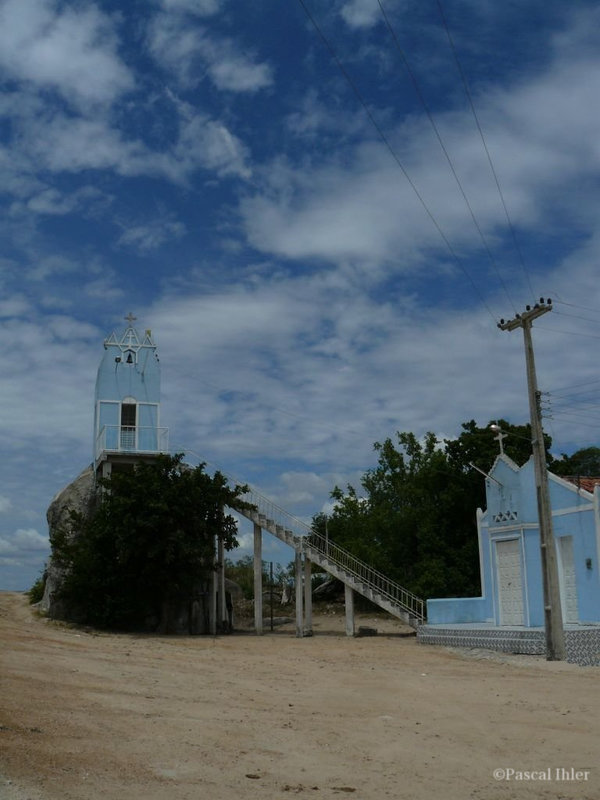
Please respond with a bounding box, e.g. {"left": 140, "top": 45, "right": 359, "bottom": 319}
{"left": 94, "top": 314, "right": 169, "bottom": 480}
{"left": 419, "top": 452, "right": 600, "bottom": 664}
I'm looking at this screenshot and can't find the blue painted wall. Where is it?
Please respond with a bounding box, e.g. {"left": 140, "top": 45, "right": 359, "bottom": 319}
{"left": 427, "top": 454, "right": 600, "bottom": 627}
{"left": 426, "top": 597, "right": 489, "bottom": 624}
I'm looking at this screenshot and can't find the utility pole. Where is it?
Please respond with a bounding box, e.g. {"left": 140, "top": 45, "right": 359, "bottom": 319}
{"left": 498, "top": 298, "right": 565, "bottom": 660}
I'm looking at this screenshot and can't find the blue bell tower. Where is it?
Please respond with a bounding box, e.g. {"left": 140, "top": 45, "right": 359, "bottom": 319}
{"left": 94, "top": 313, "right": 169, "bottom": 480}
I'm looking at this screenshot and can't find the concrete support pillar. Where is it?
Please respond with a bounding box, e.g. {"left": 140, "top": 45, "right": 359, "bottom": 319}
{"left": 344, "top": 584, "right": 355, "bottom": 637}
{"left": 253, "top": 522, "right": 263, "bottom": 635}
{"left": 209, "top": 553, "right": 217, "bottom": 636}
{"left": 304, "top": 558, "right": 313, "bottom": 636}
{"left": 295, "top": 550, "right": 304, "bottom": 638}
{"left": 218, "top": 537, "right": 227, "bottom": 631}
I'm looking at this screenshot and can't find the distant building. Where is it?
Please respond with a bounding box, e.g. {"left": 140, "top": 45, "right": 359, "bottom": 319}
{"left": 419, "top": 454, "right": 600, "bottom": 665}
{"left": 94, "top": 314, "right": 169, "bottom": 481}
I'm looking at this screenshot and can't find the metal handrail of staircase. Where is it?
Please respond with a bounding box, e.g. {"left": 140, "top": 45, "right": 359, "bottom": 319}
{"left": 237, "top": 486, "right": 425, "bottom": 623}
{"left": 303, "top": 529, "right": 425, "bottom": 623}
{"left": 237, "top": 487, "right": 306, "bottom": 545}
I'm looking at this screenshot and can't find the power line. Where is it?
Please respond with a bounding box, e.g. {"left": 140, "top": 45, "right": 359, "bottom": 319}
{"left": 545, "top": 411, "right": 600, "bottom": 428}
{"left": 542, "top": 415, "right": 600, "bottom": 432}
{"left": 544, "top": 395, "right": 600, "bottom": 419}
{"left": 376, "top": 0, "right": 516, "bottom": 313}
{"left": 545, "top": 377, "right": 600, "bottom": 396}
{"left": 546, "top": 393, "right": 600, "bottom": 411}
{"left": 435, "top": 0, "right": 536, "bottom": 299}
{"left": 549, "top": 401, "right": 600, "bottom": 416}
{"left": 548, "top": 387, "right": 600, "bottom": 403}
{"left": 548, "top": 404, "right": 600, "bottom": 421}
{"left": 296, "top": 0, "right": 499, "bottom": 323}
{"left": 553, "top": 298, "right": 600, "bottom": 316}
{"left": 535, "top": 325, "right": 600, "bottom": 341}
{"left": 553, "top": 309, "right": 600, "bottom": 326}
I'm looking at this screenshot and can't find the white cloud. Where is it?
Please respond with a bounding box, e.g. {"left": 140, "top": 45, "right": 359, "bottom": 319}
{"left": 340, "top": 0, "right": 382, "bottom": 29}
{"left": 172, "top": 112, "right": 252, "bottom": 179}
{"left": 0, "top": 0, "right": 134, "bottom": 109}
{"left": 117, "top": 218, "right": 186, "bottom": 252}
{"left": 239, "top": 148, "right": 433, "bottom": 267}
{"left": 0, "top": 8, "right": 256, "bottom": 211}
{"left": 151, "top": 276, "right": 512, "bottom": 477}
{"left": 9, "top": 107, "right": 250, "bottom": 184}
{"left": 0, "top": 315, "right": 99, "bottom": 458}
{"left": 25, "top": 115, "right": 147, "bottom": 175}
{"left": 28, "top": 254, "right": 83, "bottom": 281}
{"left": 13, "top": 529, "right": 49, "bottom": 552}
{"left": 285, "top": 90, "right": 368, "bottom": 141}
{"left": 0, "top": 529, "right": 48, "bottom": 558}
{"left": 550, "top": 5, "right": 600, "bottom": 56}
{"left": 25, "top": 188, "right": 79, "bottom": 216}
{"left": 205, "top": 44, "right": 274, "bottom": 93}
{"left": 160, "top": 0, "right": 223, "bottom": 15}
{"left": 147, "top": 13, "right": 206, "bottom": 87}
{"left": 273, "top": 470, "right": 360, "bottom": 512}
{"left": 0, "top": 297, "right": 33, "bottom": 319}
{"left": 84, "top": 277, "right": 125, "bottom": 301}
{"left": 8, "top": 184, "right": 108, "bottom": 218}
{"left": 147, "top": 13, "right": 273, "bottom": 93}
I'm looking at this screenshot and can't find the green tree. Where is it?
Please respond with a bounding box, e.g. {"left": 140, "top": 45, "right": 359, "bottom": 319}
{"left": 52, "top": 454, "right": 249, "bottom": 631}
{"left": 225, "top": 556, "right": 288, "bottom": 599}
{"left": 552, "top": 446, "right": 600, "bottom": 477}
{"left": 28, "top": 566, "right": 47, "bottom": 604}
{"left": 225, "top": 555, "right": 258, "bottom": 599}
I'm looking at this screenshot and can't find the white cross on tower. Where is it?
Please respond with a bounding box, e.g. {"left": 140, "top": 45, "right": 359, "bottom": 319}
{"left": 124, "top": 312, "right": 137, "bottom": 325}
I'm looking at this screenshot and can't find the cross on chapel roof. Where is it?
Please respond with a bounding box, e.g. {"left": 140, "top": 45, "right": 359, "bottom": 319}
{"left": 494, "top": 428, "right": 507, "bottom": 456}
{"left": 124, "top": 312, "right": 137, "bottom": 325}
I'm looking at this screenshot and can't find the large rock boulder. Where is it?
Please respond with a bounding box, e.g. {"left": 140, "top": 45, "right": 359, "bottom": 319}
{"left": 40, "top": 465, "right": 96, "bottom": 619}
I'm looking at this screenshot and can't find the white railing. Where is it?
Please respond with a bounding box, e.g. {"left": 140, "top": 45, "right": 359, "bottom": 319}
{"left": 303, "top": 529, "right": 425, "bottom": 623}
{"left": 95, "top": 425, "right": 169, "bottom": 461}
{"left": 238, "top": 486, "right": 309, "bottom": 543}
{"left": 236, "top": 486, "right": 425, "bottom": 624}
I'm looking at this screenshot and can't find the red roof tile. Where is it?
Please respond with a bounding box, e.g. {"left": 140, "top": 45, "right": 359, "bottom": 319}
{"left": 561, "top": 476, "right": 600, "bottom": 494}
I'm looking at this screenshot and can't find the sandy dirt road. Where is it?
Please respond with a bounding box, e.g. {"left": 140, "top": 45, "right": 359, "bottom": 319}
{"left": 1, "top": 591, "right": 599, "bottom": 800}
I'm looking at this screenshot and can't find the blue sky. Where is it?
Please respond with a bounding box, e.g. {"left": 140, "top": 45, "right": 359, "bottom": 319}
{"left": 2, "top": 0, "right": 600, "bottom": 590}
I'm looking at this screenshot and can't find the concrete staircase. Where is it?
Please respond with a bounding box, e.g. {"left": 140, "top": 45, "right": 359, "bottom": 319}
{"left": 237, "top": 487, "right": 425, "bottom": 629}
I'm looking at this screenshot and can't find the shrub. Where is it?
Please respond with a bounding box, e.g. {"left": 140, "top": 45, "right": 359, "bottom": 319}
{"left": 28, "top": 569, "right": 46, "bottom": 604}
